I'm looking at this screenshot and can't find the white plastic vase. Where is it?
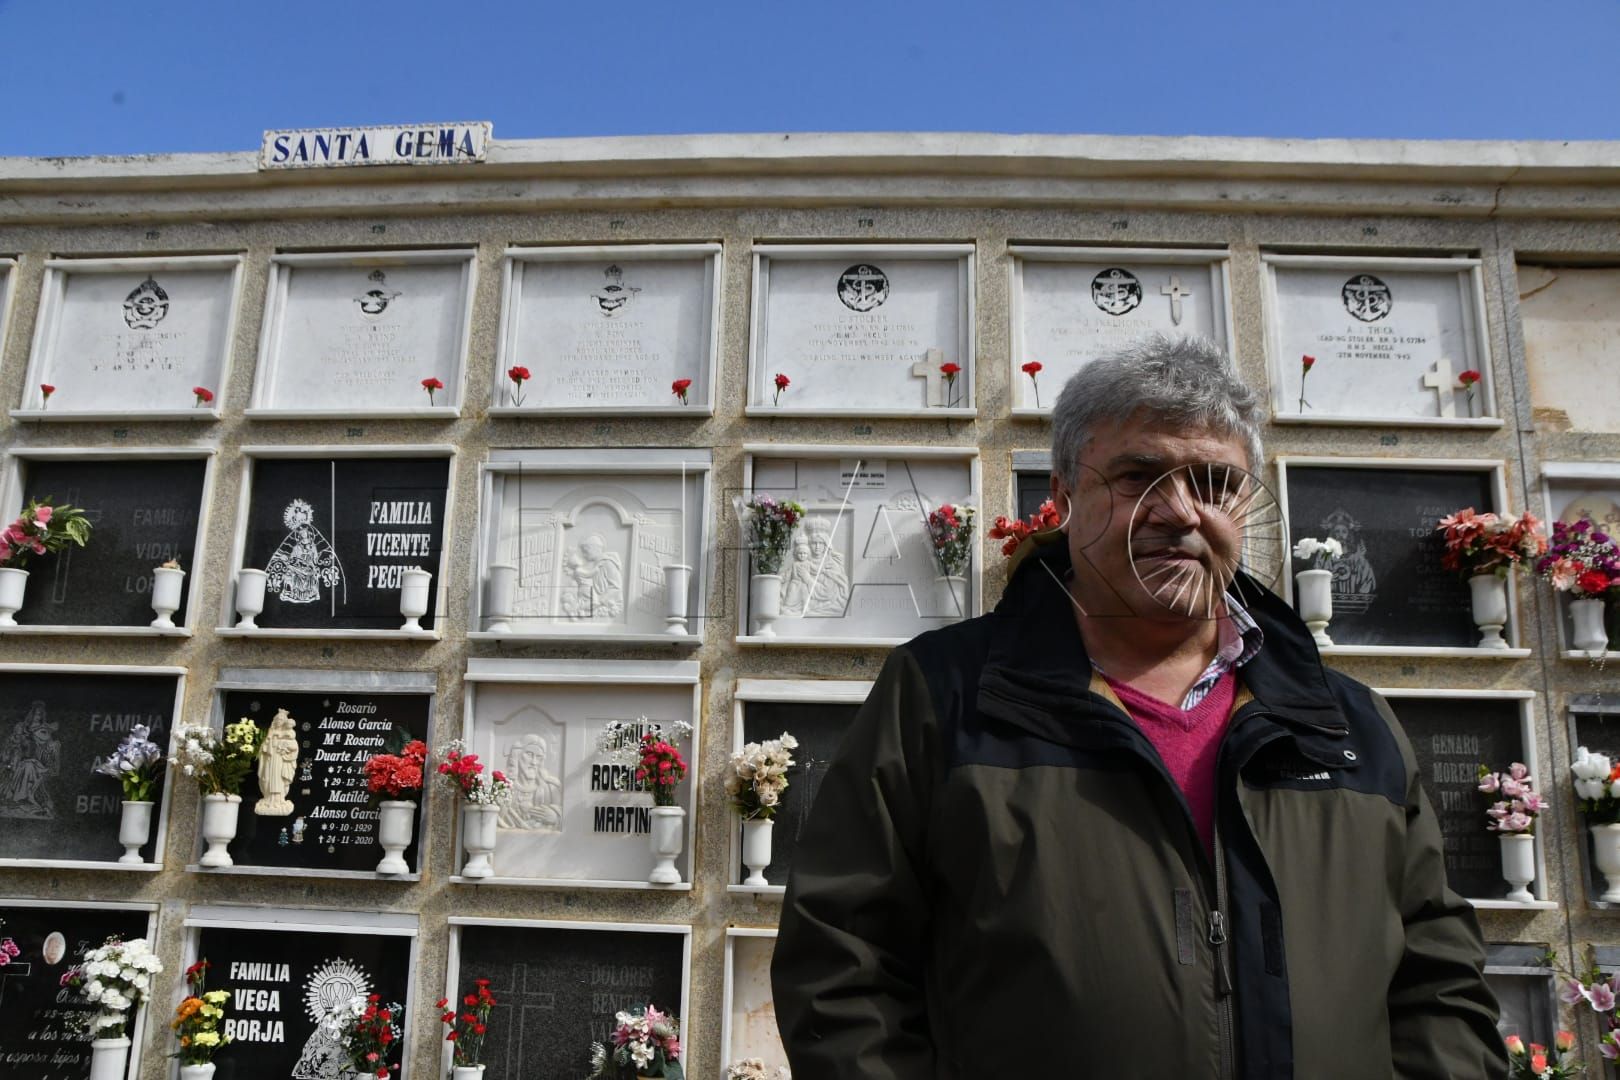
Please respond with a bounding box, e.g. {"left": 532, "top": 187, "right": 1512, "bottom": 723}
{"left": 0, "top": 567, "right": 28, "bottom": 627}
{"left": 452, "top": 1066, "right": 486, "bottom": 1080}
{"left": 89, "top": 1037, "right": 130, "bottom": 1080}
{"left": 180, "top": 1064, "right": 218, "bottom": 1080}
{"left": 649, "top": 805, "right": 686, "bottom": 884}
{"left": 485, "top": 563, "right": 517, "bottom": 634}
{"left": 461, "top": 803, "right": 498, "bottom": 879}
{"left": 199, "top": 793, "right": 242, "bottom": 867}
{"left": 399, "top": 567, "right": 432, "bottom": 632}
{"left": 1295, "top": 569, "right": 1334, "bottom": 647}
{"left": 118, "top": 800, "right": 153, "bottom": 864}
{"left": 663, "top": 563, "right": 691, "bottom": 635}
{"left": 234, "top": 569, "right": 267, "bottom": 629}
{"left": 741, "top": 816, "right": 774, "bottom": 887}
{"left": 1571, "top": 597, "right": 1610, "bottom": 653}
{"left": 1467, "top": 573, "right": 1510, "bottom": 649}
{"left": 150, "top": 566, "right": 186, "bottom": 629}
{"left": 750, "top": 574, "right": 782, "bottom": 639}
{"left": 375, "top": 800, "right": 416, "bottom": 875}
{"left": 935, "top": 575, "right": 968, "bottom": 622}
{"left": 1593, "top": 824, "right": 1620, "bottom": 903}
{"left": 1498, "top": 833, "right": 1535, "bottom": 904}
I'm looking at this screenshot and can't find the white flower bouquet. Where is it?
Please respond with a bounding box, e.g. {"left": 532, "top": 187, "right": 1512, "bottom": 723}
{"left": 725, "top": 733, "right": 798, "bottom": 821}
{"left": 60, "top": 936, "right": 163, "bottom": 1038}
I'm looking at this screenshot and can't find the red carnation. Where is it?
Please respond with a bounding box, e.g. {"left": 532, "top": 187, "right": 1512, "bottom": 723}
{"left": 507, "top": 365, "right": 531, "bottom": 406}
{"left": 39, "top": 383, "right": 54, "bottom": 401}
{"left": 192, "top": 385, "right": 215, "bottom": 407}
{"left": 772, "top": 372, "right": 791, "bottom": 405}
{"left": 1298, "top": 355, "right": 1316, "bottom": 413}
{"left": 671, "top": 377, "right": 692, "bottom": 404}
{"left": 941, "top": 362, "right": 961, "bottom": 378}
{"left": 1301, "top": 355, "right": 1316, "bottom": 371}
{"left": 1021, "top": 361, "right": 1043, "bottom": 407}
{"left": 436, "top": 997, "right": 450, "bottom": 1009}
{"left": 421, "top": 376, "right": 445, "bottom": 405}
{"left": 1578, "top": 569, "right": 1611, "bottom": 597}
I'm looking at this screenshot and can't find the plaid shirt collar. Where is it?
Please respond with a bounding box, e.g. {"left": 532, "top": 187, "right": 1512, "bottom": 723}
{"left": 1179, "top": 594, "right": 1265, "bottom": 709}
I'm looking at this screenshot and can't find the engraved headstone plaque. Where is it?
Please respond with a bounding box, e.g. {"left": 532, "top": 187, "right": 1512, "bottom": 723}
{"left": 498, "top": 246, "right": 720, "bottom": 412}
{"left": 750, "top": 247, "right": 973, "bottom": 414}
{"left": 454, "top": 921, "right": 685, "bottom": 1080}
{"left": 23, "top": 257, "right": 239, "bottom": 417}
{"left": 1011, "top": 248, "right": 1229, "bottom": 413}
{"left": 15, "top": 457, "right": 207, "bottom": 627}
{"left": 1265, "top": 256, "right": 1491, "bottom": 423}
{"left": 0, "top": 670, "right": 177, "bottom": 864}
{"left": 253, "top": 251, "right": 475, "bottom": 414}
{"left": 1281, "top": 463, "right": 1495, "bottom": 648}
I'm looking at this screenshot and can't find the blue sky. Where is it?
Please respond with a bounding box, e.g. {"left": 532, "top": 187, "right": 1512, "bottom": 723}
{"left": 1, "top": 0, "right": 1616, "bottom": 157}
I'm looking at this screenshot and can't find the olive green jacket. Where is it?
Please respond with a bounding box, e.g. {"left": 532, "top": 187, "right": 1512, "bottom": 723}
{"left": 772, "top": 548, "right": 1506, "bottom": 1079}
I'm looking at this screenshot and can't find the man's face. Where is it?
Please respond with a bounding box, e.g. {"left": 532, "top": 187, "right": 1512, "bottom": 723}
{"left": 1051, "top": 414, "right": 1251, "bottom": 622}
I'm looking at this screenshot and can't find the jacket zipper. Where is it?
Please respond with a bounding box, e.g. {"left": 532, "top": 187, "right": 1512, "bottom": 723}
{"left": 1210, "top": 819, "right": 1236, "bottom": 1080}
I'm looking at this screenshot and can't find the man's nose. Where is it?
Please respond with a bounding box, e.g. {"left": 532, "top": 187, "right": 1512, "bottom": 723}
{"left": 1143, "top": 472, "right": 1203, "bottom": 530}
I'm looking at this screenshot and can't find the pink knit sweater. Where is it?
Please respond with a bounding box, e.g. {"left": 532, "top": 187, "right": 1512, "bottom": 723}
{"left": 1102, "top": 669, "right": 1237, "bottom": 857}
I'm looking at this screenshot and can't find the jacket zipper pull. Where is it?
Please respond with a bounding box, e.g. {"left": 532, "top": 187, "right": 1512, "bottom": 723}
{"left": 1208, "top": 911, "right": 1233, "bottom": 996}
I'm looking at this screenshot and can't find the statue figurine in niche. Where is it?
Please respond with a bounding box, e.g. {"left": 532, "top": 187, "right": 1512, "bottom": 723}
{"left": 0, "top": 701, "right": 60, "bottom": 820}
{"left": 1319, "top": 509, "right": 1378, "bottom": 614}
{"left": 498, "top": 733, "right": 563, "bottom": 832}
{"left": 782, "top": 517, "right": 851, "bottom": 618}
{"left": 559, "top": 532, "right": 624, "bottom": 620}
{"left": 265, "top": 499, "right": 345, "bottom": 605}
{"left": 255, "top": 709, "right": 300, "bottom": 816}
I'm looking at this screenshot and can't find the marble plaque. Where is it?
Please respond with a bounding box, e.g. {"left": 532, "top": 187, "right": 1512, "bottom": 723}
{"left": 1011, "top": 248, "right": 1228, "bottom": 412}
{"left": 254, "top": 252, "right": 474, "bottom": 413}
{"left": 499, "top": 246, "right": 719, "bottom": 411}
{"left": 725, "top": 931, "right": 787, "bottom": 1072}
{"left": 480, "top": 454, "right": 708, "bottom": 638}
{"left": 25, "top": 258, "right": 239, "bottom": 416}
{"left": 1265, "top": 257, "right": 1490, "bottom": 422}
{"left": 1519, "top": 265, "right": 1620, "bottom": 433}
{"left": 751, "top": 247, "right": 973, "bottom": 414}
{"left": 466, "top": 672, "right": 698, "bottom": 884}
{"left": 745, "top": 452, "right": 978, "bottom": 641}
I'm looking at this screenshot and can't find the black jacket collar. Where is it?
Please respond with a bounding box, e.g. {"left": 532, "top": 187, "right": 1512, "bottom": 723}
{"left": 980, "top": 544, "right": 1348, "bottom": 736}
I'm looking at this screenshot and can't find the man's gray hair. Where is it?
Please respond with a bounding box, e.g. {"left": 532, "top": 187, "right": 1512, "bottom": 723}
{"left": 1050, "top": 334, "right": 1264, "bottom": 486}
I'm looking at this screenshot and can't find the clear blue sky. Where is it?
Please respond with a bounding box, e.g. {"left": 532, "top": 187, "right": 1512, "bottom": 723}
{"left": 1, "top": 0, "right": 1616, "bottom": 158}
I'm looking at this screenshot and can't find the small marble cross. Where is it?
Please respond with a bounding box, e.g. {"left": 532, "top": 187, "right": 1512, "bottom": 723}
{"left": 1160, "top": 275, "right": 1192, "bottom": 325}
{"left": 1422, "top": 357, "right": 1458, "bottom": 418}
{"left": 911, "top": 346, "right": 947, "bottom": 407}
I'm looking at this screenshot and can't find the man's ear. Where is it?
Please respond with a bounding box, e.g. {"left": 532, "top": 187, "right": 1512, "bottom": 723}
{"left": 1048, "top": 472, "right": 1070, "bottom": 517}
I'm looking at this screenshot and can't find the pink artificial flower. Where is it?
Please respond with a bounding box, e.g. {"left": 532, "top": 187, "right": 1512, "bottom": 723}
{"left": 1505, "top": 1034, "right": 1525, "bottom": 1056}
{"left": 1478, "top": 773, "right": 1500, "bottom": 794}
{"left": 1500, "top": 778, "right": 1525, "bottom": 799}
{"left": 33, "top": 505, "right": 52, "bottom": 526}
{"left": 1508, "top": 762, "right": 1529, "bottom": 781}
{"left": 1589, "top": 981, "right": 1616, "bottom": 1011}
{"left": 1556, "top": 1030, "right": 1576, "bottom": 1052}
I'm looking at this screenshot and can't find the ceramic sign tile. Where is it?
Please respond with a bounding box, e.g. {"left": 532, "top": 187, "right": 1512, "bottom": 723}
{"left": 498, "top": 246, "right": 720, "bottom": 412}
{"left": 1519, "top": 265, "right": 1620, "bottom": 433}
{"left": 750, "top": 246, "right": 973, "bottom": 415}
{"left": 744, "top": 451, "right": 978, "bottom": 642}
{"left": 479, "top": 458, "right": 707, "bottom": 639}
{"left": 22, "top": 257, "right": 239, "bottom": 417}
{"left": 253, "top": 251, "right": 474, "bottom": 414}
{"left": 1010, "top": 248, "right": 1228, "bottom": 412}
{"left": 467, "top": 678, "right": 697, "bottom": 884}
{"left": 1265, "top": 256, "right": 1492, "bottom": 423}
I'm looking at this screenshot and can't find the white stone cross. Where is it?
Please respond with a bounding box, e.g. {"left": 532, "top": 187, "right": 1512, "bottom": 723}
{"left": 911, "top": 346, "right": 947, "bottom": 407}
{"left": 1422, "top": 357, "right": 1458, "bottom": 418}
{"left": 1160, "top": 275, "right": 1192, "bottom": 325}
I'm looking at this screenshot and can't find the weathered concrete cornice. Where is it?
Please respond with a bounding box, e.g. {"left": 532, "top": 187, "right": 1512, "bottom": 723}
{"left": 2, "top": 131, "right": 1619, "bottom": 224}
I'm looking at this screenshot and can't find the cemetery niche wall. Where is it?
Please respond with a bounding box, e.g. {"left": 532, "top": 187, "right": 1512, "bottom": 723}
{"left": 472, "top": 450, "right": 712, "bottom": 642}
{"left": 249, "top": 249, "right": 477, "bottom": 417}
{"left": 0, "top": 899, "right": 158, "bottom": 1080}
{"left": 1539, "top": 463, "right": 1620, "bottom": 658}
{"left": 1, "top": 450, "right": 213, "bottom": 633}
{"left": 722, "top": 929, "right": 785, "bottom": 1075}
{"left": 748, "top": 245, "right": 974, "bottom": 416}
{"left": 200, "top": 669, "right": 436, "bottom": 878}
{"left": 0, "top": 666, "right": 183, "bottom": 869}
{"left": 1381, "top": 691, "right": 1548, "bottom": 907}
{"left": 493, "top": 244, "right": 722, "bottom": 414}
{"left": 1008, "top": 246, "right": 1231, "bottom": 415}
{"left": 1278, "top": 458, "right": 1524, "bottom": 655}
{"left": 1517, "top": 263, "right": 1620, "bottom": 434}
{"left": 1262, "top": 254, "right": 1496, "bottom": 427}
{"left": 185, "top": 907, "right": 417, "bottom": 1080}
{"left": 729, "top": 680, "right": 868, "bottom": 893}
{"left": 447, "top": 918, "right": 689, "bottom": 1080}
{"left": 739, "top": 446, "right": 981, "bottom": 645}
{"left": 461, "top": 659, "right": 700, "bottom": 888}
{"left": 225, "top": 449, "right": 452, "bottom": 636}
{"left": 16, "top": 255, "right": 242, "bottom": 421}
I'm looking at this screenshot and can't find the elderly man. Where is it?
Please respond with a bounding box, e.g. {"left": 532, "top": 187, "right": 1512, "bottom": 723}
{"left": 772, "top": 336, "right": 1505, "bottom": 1079}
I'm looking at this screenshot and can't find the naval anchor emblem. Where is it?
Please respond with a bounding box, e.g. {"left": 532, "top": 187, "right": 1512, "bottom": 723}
{"left": 592, "top": 264, "right": 640, "bottom": 317}
{"left": 354, "top": 269, "right": 401, "bottom": 317}
{"left": 1091, "top": 268, "right": 1143, "bottom": 316}
{"left": 1341, "top": 274, "right": 1393, "bottom": 323}
{"left": 837, "top": 264, "right": 890, "bottom": 312}
{"left": 122, "top": 276, "right": 170, "bottom": 329}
